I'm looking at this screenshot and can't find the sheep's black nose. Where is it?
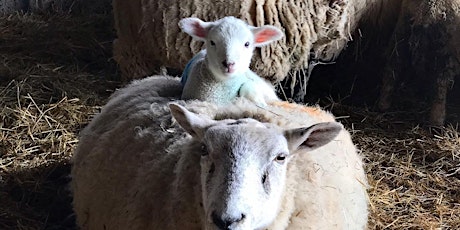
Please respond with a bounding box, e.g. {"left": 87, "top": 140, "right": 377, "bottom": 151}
{"left": 211, "top": 211, "right": 246, "bottom": 230}
{"left": 222, "top": 61, "right": 235, "bottom": 68}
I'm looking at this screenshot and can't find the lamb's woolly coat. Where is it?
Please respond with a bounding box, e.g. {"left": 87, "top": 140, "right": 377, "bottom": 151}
{"left": 71, "top": 76, "right": 368, "bottom": 229}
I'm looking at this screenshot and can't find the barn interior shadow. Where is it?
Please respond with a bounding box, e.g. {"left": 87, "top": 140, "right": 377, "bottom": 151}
{"left": 1, "top": 162, "right": 76, "bottom": 229}
{"left": 0, "top": 9, "right": 116, "bottom": 230}
{"left": 302, "top": 20, "right": 460, "bottom": 126}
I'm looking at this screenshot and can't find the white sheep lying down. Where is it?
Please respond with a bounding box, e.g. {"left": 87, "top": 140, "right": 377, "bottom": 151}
{"left": 71, "top": 76, "right": 368, "bottom": 229}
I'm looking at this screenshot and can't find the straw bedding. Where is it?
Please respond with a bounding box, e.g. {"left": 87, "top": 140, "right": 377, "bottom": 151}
{"left": 0, "top": 12, "right": 459, "bottom": 229}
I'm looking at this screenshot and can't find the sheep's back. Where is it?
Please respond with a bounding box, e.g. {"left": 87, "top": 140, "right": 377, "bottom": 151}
{"left": 269, "top": 102, "right": 367, "bottom": 229}
{"left": 71, "top": 76, "right": 186, "bottom": 229}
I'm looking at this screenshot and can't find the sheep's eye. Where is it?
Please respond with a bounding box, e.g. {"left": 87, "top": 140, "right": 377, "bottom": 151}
{"left": 244, "top": 41, "right": 250, "bottom": 47}
{"left": 210, "top": 40, "right": 215, "bottom": 46}
{"left": 201, "top": 144, "right": 209, "bottom": 156}
{"left": 275, "top": 153, "right": 287, "bottom": 163}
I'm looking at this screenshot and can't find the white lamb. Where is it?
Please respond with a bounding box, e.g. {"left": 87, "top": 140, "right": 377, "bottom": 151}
{"left": 71, "top": 76, "right": 368, "bottom": 230}
{"left": 179, "top": 16, "right": 283, "bottom": 106}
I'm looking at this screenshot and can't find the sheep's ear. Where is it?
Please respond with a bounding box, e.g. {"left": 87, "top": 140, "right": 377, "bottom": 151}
{"left": 251, "top": 25, "right": 284, "bottom": 47}
{"left": 284, "top": 122, "right": 342, "bottom": 152}
{"left": 169, "top": 103, "right": 214, "bottom": 139}
{"left": 179, "top": 17, "right": 214, "bottom": 41}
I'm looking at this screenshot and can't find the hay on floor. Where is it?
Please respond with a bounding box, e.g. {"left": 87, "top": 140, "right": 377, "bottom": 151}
{"left": 0, "top": 12, "right": 118, "bottom": 229}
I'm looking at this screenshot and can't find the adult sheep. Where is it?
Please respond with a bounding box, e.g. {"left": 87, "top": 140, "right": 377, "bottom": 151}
{"left": 112, "top": 0, "right": 402, "bottom": 84}
{"left": 71, "top": 76, "right": 368, "bottom": 229}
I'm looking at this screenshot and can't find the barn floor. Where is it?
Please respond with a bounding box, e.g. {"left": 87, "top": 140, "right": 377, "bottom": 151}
{"left": 0, "top": 12, "right": 459, "bottom": 229}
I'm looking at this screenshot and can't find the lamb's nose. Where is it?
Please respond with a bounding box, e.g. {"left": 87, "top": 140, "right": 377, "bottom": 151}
{"left": 211, "top": 211, "right": 246, "bottom": 230}
{"left": 222, "top": 60, "right": 235, "bottom": 68}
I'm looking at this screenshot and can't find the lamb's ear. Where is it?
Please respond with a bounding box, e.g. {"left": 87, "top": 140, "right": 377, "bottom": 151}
{"left": 179, "top": 17, "right": 214, "bottom": 41}
{"left": 284, "top": 122, "right": 342, "bottom": 151}
{"left": 169, "top": 103, "right": 214, "bottom": 139}
{"left": 251, "top": 25, "right": 284, "bottom": 47}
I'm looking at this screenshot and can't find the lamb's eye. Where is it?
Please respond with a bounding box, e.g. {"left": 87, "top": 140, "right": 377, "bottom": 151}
{"left": 244, "top": 41, "right": 250, "bottom": 47}
{"left": 210, "top": 40, "right": 215, "bottom": 46}
{"left": 275, "top": 153, "right": 287, "bottom": 163}
{"left": 201, "top": 144, "right": 209, "bottom": 156}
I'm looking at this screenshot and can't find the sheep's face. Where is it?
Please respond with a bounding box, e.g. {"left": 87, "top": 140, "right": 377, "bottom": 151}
{"left": 169, "top": 103, "right": 342, "bottom": 230}
{"left": 179, "top": 16, "right": 284, "bottom": 81}
{"left": 200, "top": 121, "right": 289, "bottom": 230}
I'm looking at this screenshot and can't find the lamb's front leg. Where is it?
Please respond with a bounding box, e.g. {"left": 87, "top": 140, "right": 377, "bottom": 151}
{"left": 239, "top": 71, "right": 280, "bottom": 107}
{"left": 239, "top": 80, "right": 268, "bottom": 107}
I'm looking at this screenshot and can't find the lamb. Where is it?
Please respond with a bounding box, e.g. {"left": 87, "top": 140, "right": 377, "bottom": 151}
{"left": 179, "top": 16, "right": 283, "bottom": 106}
{"left": 71, "top": 76, "right": 368, "bottom": 229}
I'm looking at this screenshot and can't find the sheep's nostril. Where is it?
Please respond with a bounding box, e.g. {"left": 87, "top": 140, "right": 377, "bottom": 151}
{"left": 240, "top": 213, "right": 246, "bottom": 221}
{"left": 222, "top": 61, "right": 235, "bottom": 68}
{"left": 212, "top": 211, "right": 227, "bottom": 229}
{"left": 211, "top": 211, "right": 246, "bottom": 229}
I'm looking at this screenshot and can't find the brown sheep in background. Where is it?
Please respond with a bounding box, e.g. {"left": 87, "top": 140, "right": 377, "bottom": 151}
{"left": 378, "top": 0, "right": 460, "bottom": 126}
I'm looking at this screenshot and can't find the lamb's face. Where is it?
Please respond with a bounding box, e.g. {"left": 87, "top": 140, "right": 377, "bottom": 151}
{"left": 205, "top": 18, "right": 255, "bottom": 80}
{"left": 179, "top": 16, "right": 283, "bottom": 81}
{"left": 200, "top": 120, "right": 289, "bottom": 230}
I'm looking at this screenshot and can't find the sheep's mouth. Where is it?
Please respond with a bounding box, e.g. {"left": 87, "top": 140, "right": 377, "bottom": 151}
{"left": 223, "top": 67, "right": 236, "bottom": 74}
